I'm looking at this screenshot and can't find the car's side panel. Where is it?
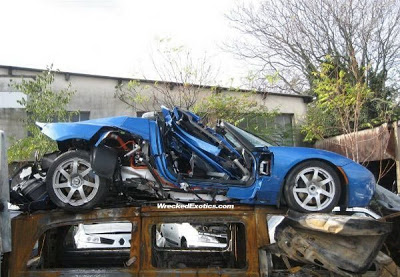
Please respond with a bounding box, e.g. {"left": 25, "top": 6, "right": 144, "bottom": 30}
{"left": 269, "top": 147, "right": 354, "bottom": 168}
{"left": 341, "top": 162, "right": 375, "bottom": 207}
{"left": 238, "top": 147, "right": 374, "bottom": 207}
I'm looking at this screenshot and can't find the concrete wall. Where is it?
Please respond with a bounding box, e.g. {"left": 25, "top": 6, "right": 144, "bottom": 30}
{"left": 0, "top": 109, "right": 26, "bottom": 140}
{"left": 0, "top": 65, "right": 311, "bottom": 144}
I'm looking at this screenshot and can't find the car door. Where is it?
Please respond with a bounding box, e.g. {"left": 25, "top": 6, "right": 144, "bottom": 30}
{"left": 151, "top": 107, "right": 253, "bottom": 186}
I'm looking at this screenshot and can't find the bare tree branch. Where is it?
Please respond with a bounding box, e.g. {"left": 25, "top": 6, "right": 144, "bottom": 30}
{"left": 226, "top": 0, "right": 400, "bottom": 95}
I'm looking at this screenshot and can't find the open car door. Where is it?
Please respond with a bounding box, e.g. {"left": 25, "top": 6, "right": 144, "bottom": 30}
{"left": 157, "top": 107, "right": 254, "bottom": 186}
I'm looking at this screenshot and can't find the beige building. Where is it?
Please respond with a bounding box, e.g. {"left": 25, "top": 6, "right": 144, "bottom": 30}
{"left": 0, "top": 65, "right": 312, "bottom": 145}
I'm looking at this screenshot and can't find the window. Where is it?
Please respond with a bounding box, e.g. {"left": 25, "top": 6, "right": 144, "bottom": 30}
{"left": 27, "top": 221, "right": 134, "bottom": 269}
{"left": 238, "top": 113, "right": 294, "bottom": 146}
{"left": 0, "top": 91, "right": 26, "bottom": 108}
{"left": 152, "top": 222, "right": 246, "bottom": 269}
{"left": 69, "top": 111, "right": 90, "bottom": 122}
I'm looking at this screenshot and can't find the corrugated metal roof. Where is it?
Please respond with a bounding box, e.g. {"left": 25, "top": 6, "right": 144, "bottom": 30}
{"left": 315, "top": 123, "right": 395, "bottom": 162}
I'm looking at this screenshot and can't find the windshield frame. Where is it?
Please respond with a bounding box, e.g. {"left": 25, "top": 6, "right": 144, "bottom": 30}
{"left": 222, "top": 122, "right": 272, "bottom": 151}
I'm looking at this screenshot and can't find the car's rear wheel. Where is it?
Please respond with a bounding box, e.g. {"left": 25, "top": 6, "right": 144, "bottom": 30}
{"left": 46, "top": 150, "right": 108, "bottom": 212}
{"left": 284, "top": 161, "right": 341, "bottom": 213}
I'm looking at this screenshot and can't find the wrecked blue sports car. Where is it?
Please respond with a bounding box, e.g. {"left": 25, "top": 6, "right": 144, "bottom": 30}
{"left": 26, "top": 106, "right": 375, "bottom": 212}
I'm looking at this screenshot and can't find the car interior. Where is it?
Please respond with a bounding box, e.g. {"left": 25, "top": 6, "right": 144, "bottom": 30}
{"left": 160, "top": 108, "right": 256, "bottom": 185}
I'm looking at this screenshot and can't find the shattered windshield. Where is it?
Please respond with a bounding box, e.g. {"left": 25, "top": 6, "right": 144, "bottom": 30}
{"left": 224, "top": 122, "right": 272, "bottom": 148}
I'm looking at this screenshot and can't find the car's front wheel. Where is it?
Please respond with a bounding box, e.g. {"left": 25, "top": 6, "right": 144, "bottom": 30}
{"left": 46, "top": 150, "right": 108, "bottom": 212}
{"left": 284, "top": 161, "right": 341, "bottom": 213}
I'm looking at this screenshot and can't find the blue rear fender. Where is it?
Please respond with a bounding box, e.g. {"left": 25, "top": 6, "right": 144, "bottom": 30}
{"left": 37, "top": 117, "right": 151, "bottom": 143}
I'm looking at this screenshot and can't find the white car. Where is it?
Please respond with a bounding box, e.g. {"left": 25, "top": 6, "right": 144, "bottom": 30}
{"left": 160, "top": 223, "right": 227, "bottom": 249}
{"left": 73, "top": 222, "right": 132, "bottom": 249}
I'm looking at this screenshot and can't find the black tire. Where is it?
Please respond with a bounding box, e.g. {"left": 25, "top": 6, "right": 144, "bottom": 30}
{"left": 46, "top": 150, "right": 108, "bottom": 212}
{"left": 284, "top": 160, "right": 341, "bottom": 213}
{"left": 181, "top": 237, "right": 187, "bottom": 248}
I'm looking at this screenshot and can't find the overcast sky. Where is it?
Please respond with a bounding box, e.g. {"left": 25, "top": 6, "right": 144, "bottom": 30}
{"left": 0, "top": 0, "right": 251, "bottom": 86}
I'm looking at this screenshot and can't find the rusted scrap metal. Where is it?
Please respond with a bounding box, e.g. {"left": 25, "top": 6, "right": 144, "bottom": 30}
{"left": 4, "top": 203, "right": 399, "bottom": 276}
{"left": 285, "top": 210, "right": 392, "bottom": 235}
{"left": 6, "top": 205, "right": 279, "bottom": 276}
{"left": 315, "top": 123, "right": 394, "bottom": 162}
{"left": 374, "top": 252, "right": 400, "bottom": 277}
{"left": 272, "top": 211, "right": 392, "bottom": 277}
{"left": 375, "top": 184, "right": 400, "bottom": 213}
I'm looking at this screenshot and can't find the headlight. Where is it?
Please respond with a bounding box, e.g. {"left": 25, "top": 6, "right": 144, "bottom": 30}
{"left": 86, "top": 235, "right": 101, "bottom": 244}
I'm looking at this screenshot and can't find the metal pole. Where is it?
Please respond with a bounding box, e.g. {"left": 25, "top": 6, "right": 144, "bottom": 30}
{"left": 0, "top": 131, "right": 11, "bottom": 277}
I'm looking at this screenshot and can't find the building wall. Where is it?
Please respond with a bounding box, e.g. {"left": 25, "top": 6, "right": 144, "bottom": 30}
{"left": 0, "top": 108, "right": 26, "bottom": 140}
{"left": 0, "top": 65, "right": 311, "bottom": 144}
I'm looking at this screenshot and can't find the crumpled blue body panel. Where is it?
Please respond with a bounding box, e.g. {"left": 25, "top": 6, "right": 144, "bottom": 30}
{"left": 37, "top": 116, "right": 151, "bottom": 141}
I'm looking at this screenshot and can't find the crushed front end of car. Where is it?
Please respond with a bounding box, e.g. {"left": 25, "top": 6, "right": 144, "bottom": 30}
{"left": 268, "top": 210, "right": 392, "bottom": 276}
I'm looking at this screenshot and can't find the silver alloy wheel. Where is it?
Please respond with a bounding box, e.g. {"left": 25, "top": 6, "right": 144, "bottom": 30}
{"left": 292, "top": 166, "right": 336, "bottom": 212}
{"left": 52, "top": 157, "right": 100, "bottom": 207}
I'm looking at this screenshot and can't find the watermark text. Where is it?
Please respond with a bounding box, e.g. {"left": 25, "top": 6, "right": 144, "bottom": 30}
{"left": 157, "top": 203, "right": 234, "bottom": 209}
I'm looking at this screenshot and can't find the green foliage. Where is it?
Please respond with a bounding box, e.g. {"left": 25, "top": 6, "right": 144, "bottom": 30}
{"left": 194, "top": 92, "right": 287, "bottom": 144}
{"left": 115, "top": 80, "right": 151, "bottom": 111}
{"left": 194, "top": 92, "right": 272, "bottom": 125}
{"left": 303, "top": 61, "right": 374, "bottom": 142}
{"left": 302, "top": 102, "right": 336, "bottom": 141}
{"left": 7, "top": 67, "right": 75, "bottom": 162}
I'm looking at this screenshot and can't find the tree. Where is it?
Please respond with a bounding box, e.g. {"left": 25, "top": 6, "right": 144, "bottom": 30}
{"left": 7, "top": 67, "right": 75, "bottom": 162}
{"left": 302, "top": 60, "right": 396, "bottom": 182}
{"left": 303, "top": 61, "right": 373, "bottom": 160}
{"left": 227, "top": 0, "right": 400, "bottom": 100}
{"left": 194, "top": 91, "right": 280, "bottom": 144}
{"left": 115, "top": 38, "right": 218, "bottom": 111}
{"left": 116, "top": 39, "right": 290, "bottom": 145}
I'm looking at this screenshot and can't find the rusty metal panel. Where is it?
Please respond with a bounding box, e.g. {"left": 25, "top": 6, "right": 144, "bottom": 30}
{"left": 0, "top": 130, "right": 11, "bottom": 256}
{"left": 9, "top": 205, "right": 279, "bottom": 276}
{"left": 315, "top": 123, "right": 394, "bottom": 162}
{"left": 9, "top": 207, "right": 141, "bottom": 277}
{"left": 139, "top": 205, "right": 273, "bottom": 277}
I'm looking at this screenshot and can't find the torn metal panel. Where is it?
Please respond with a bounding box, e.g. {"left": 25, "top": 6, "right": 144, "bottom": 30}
{"left": 273, "top": 211, "right": 392, "bottom": 276}
{"left": 284, "top": 210, "right": 391, "bottom": 235}
{"left": 374, "top": 184, "right": 400, "bottom": 212}
{"left": 373, "top": 252, "right": 400, "bottom": 277}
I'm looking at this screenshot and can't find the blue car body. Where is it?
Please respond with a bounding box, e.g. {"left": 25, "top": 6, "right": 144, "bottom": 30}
{"left": 37, "top": 107, "right": 375, "bottom": 208}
